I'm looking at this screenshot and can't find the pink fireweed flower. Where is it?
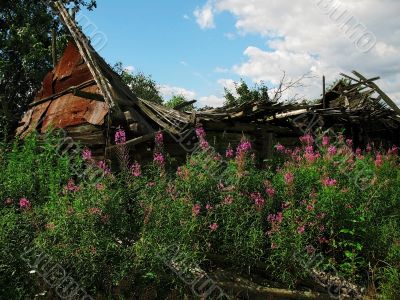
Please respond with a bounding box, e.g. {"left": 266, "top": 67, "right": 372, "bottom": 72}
{"left": 95, "top": 183, "right": 105, "bottom": 191}
{"left": 114, "top": 127, "right": 126, "bottom": 144}
{"left": 155, "top": 131, "right": 163, "bottom": 145}
{"left": 323, "top": 178, "right": 337, "bottom": 187}
{"left": 306, "top": 204, "right": 314, "bottom": 211}
{"left": 297, "top": 225, "right": 305, "bottom": 234}
{"left": 275, "top": 212, "right": 283, "bottom": 223}
{"left": 275, "top": 143, "right": 285, "bottom": 153}
{"left": 98, "top": 161, "right": 110, "bottom": 175}
{"left": 236, "top": 140, "right": 252, "bottom": 155}
{"left": 250, "top": 192, "right": 265, "bottom": 210}
{"left": 4, "top": 198, "right": 13, "bottom": 205}
{"left": 266, "top": 187, "right": 275, "bottom": 198}
{"left": 328, "top": 146, "right": 337, "bottom": 156}
{"left": 19, "top": 198, "right": 31, "bottom": 210}
{"left": 322, "top": 136, "right": 329, "bottom": 147}
{"left": 200, "top": 139, "right": 209, "bottom": 150}
{"left": 195, "top": 127, "right": 206, "bottom": 139}
{"left": 299, "top": 134, "right": 314, "bottom": 145}
{"left": 389, "top": 145, "right": 398, "bottom": 156}
{"left": 375, "top": 154, "right": 383, "bottom": 167}
{"left": 153, "top": 152, "right": 165, "bottom": 166}
{"left": 305, "top": 145, "right": 314, "bottom": 154}
{"left": 192, "top": 204, "right": 201, "bottom": 217}
{"left": 225, "top": 146, "right": 234, "bottom": 158}
{"left": 223, "top": 195, "right": 233, "bottom": 205}
{"left": 318, "top": 237, "right": 329, "bottom": 244}
{"left": 82, "top": 148, "right": 92, "bottom": 160}
{"left": 206, "top": 203, "right": 213, "bottom": 211}
{"left": 366, "top": 143, "right": 372, "bottom": 152}
{"left": 346, "top": 139, "right": 353, "bottom": 147}
{"left": 284, "top": 172, "right": 294, "bottom": 185}
{"left": 88, "top": 207, "right": 102, "bottom": 215}
{"left": 209, "top": 223, "right": 219, "bottom": 231}
{"left": 131, "top": 162, "right": 141, "bottom": 177}
{"left": 65, "top": 179, "right": 80, "bottom": 192}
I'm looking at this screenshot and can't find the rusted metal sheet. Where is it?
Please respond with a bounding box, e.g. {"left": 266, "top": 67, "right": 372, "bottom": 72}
{"left": 34, "top": 41, "right": 93, "bottom": 102}
{"left": 16, "top": 101, "right": 52, "bottom": 138}
{"left": 40, "top": 85, "right": 108, "bottom": 132}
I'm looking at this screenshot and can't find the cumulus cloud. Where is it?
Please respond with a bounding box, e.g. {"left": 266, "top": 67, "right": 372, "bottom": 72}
{"left": 198, "top": 0, "right": 400, "bottom": 104}
{"left": 194, "top": 2, "right": 215, "bottom": 29}
{"left": 198, "top": 95, "right": 225, "bottom": 107}
{"left": 158, "top": 84, "right": 197, "bottom": 100}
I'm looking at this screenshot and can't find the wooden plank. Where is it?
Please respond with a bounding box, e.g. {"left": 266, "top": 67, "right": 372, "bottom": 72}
{"left": 352, "top": 70, "right": 400, "bottom": 115}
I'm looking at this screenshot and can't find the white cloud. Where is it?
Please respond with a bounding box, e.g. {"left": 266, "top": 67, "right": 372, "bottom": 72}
{"left": 202, "top": 0, "right": 400, "bottom": 104}
{"left": 198, "top": 95, "right": 225, "bottom": 107}
{"left": 183, "top": 14, "right": 190, "bottom": 20}
{"left": 194, "top": 2, "right": 215, "bottom": 29}
{"left": 124, "top": 65, "right": 135, "bottom": 73}
{"left": 217, "top": 78, "right": 237, "bottom": 95}
{"left": 158, "top": 84, "right": 197, "bottom": 100}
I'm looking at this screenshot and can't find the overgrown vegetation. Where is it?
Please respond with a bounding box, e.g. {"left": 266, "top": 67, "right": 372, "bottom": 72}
{"left": 0, "top": 130, "right": 399, "bottom": 299}
{"left": 223, "top": 79, "right": 270, "bottom": 108}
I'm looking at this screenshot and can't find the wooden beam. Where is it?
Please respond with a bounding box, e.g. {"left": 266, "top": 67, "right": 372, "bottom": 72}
{"left": 105, "top": 132, "right": 156, "bottom": 154}
{"left": 352, "top": 70, "right": 400, "bottom": 115}
{"left": 173, "top": 100, "right": 196, "bottom": 110}
{"left": 72, "top": 89, "right": 104, "bottom": 102}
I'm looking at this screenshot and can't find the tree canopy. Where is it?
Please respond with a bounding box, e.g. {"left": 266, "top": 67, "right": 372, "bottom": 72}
{"left": 0, "top": 0, "right": 97, "bottom": 141}
{"left": 113, "top": 63, "right": 163, "bottom": 104}
{"left": 164, "top": 95, "right": 195, "bottom": 111}
{"left": 224, "top": 79, "right": 270, "bottom": 108}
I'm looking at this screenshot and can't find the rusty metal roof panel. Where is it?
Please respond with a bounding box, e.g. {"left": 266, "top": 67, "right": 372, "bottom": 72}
{"left": 40, "top": 85, "right": 108, "bottom": 132}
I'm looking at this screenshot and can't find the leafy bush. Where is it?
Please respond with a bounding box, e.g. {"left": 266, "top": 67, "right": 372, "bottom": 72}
{"left": 0, "top": 129, "right": 399, "bottom": 298}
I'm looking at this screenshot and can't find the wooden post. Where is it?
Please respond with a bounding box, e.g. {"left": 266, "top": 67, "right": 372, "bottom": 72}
{"left": 322, "top": 75, "right": 326, "bottom": 109}
{"left": 51, "top": 24, "right": 57, "bottom": 67}
{"left": 261, "top": 130, "right": 274, "bottom": 161}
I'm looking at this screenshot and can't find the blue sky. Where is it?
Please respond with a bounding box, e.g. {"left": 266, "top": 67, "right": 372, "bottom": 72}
{"left": 77, "top": 1, "right": 400, "bottom": 107}
{"left": 78, "top": 1, "right": 266, "bottom": 106}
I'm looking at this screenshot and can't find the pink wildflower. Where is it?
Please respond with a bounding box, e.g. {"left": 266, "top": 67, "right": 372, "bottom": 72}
{"left": 355, "top": 148, "right": 362, "bottom": 155}
{"left": 223, "top": 195, "right": 233, "bottom": 205}
{"left": 225, "top": 146, "right": 234, "bottom": 158}
{"left": 209, "top": 223, "right": 219, "bottom": 231}
{"left": 323, "top": 178, "right": 337, "bottom": 187}
{"left": 284, "top": 172, "right": 294, "bottom": 185}
{"left": 319, "top": 225, "right": 325, "bottom": 232}
{"left": 192, "top": 204, "right": 201, "bottom": 217}
{"left": 98, "top": 161, "right": 111, "bottom": 175}
{"left": 366, "top": 143, "right": 372, "bottom": 152}
{"left": 275, "top": 143, "right": 285, "bottom": 152}
{"left": 322, "top": 136, "right": 329, "bottom": 147}
{"left": 299, "top": 134, "right": 314, "bottom": 145}
{"left": 206, "top": 203, "right": 213, "bottom": 211}
{"left": 266, "top": 187, "right": 275, "bottom": 198}
{"left": 236, "top": 140, "right": 252, "bottom": 155}
{"left": 306, "top": 204, "right": 314, "bottom": 211}
{"left": 95, "top": 183, "right": 105, "bottom": 191}
{"left": 200, "top": 139, "right": 209, "bottom": 150}
{"left": 88, "top": 207, "right": 102, "bottom": 215}
{"left": 305, "top": 145, "right": 314, "bottom": 154}
{"left": 375, "top": 154, "right": 383, "bottom": 167}
{"left": 297, "top": 225, "right": 305, "bottom": 234}
{"left": 82, "top": 148, "right": 92, "bottom": 160}
{"left": 195, "top": 127, "right": 206, "bottom": 139}
{"left": 65, "top": 179, "right": 80, "bottom": 192}
{"left": 155, "top": 131, "right": 163, "bottom": 145}
{"left": 131, "top": 162, "right": 141, "bottom": 177}
{"left": 153, "top": 152, "right": 165, "bottom": 166}
{"left": 115, "top": 127, "right": 126, "bottom": 144}
{"left": 346, "top": 139, "right": 353, "bottom": 147}
{"left": 250, "top": 192, "right": 265, "bottom": 210}
{"left": 318, "top": 237, "right": 329, "bottom": 244}
{"left": 328, "top": 146, "right": 337, "bottom": 156}
{"left": 19, "top": 198, "right": 31, "bottom": 210}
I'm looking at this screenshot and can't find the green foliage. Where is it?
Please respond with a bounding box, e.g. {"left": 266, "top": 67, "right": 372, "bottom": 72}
{"left": 0, "top": 0, "right": 97, "bottom": 141}
{"left": 224, "top": 79, "right": 270, "bottom": 107}
{"left": 164, "top": 95, "right": 194, "bottom": 110}
{"left": 0, "top": 131, "right": 399, "bottom": 298}
{"left": 113, "top": 63, "right": 163, "bottom": 104}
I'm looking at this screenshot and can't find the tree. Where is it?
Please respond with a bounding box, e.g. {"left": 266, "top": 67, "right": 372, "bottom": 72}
{"left": 223, "top": 79, "right": 269, "bottom": 108}
{"left": 113, "top": 63, "right": 163, "bottom": 104}
{"left": 0, "top": 0, "right": 96, "bottom": 141}
{"left": 164, "top": 95, "right": 194, "bottom": 111}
